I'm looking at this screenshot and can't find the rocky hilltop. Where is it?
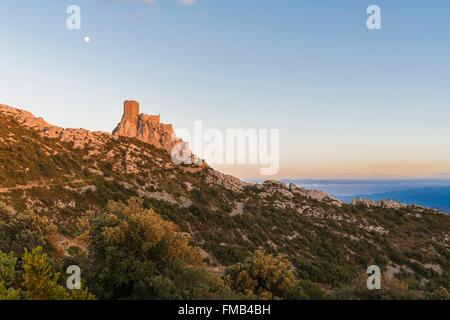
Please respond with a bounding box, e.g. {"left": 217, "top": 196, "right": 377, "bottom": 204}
{"left": 113, "top": 100, "right": 184, "bottom": 154}
{"left": 0, "top": 104, "right": 111, "bottom": 149}
{"left": 0, "top": 101, "right": 449, "bottom": 296}
{"left": 352, "top": 198, "right": 408, "bottom": 209}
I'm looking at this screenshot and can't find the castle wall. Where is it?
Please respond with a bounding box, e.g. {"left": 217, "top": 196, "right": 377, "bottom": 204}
{"left": 161, "top": 123, "right": 174, "bottom": 133}
{"left": 148, "top": 115, "right": 160, "bottom": 124}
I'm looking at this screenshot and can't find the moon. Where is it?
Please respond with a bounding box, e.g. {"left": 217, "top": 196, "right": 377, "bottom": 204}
{"left": 84, "top": 36, "right": 91, "bottom": 43}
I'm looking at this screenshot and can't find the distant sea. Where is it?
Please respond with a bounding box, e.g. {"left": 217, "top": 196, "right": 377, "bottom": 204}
{"left": 248, "top": 178, "right": 450, "bottom": 213}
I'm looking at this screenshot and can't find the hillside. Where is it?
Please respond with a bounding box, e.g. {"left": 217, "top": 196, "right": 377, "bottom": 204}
{"left": 0, "top": 102, "right": 449, "bottom": 298}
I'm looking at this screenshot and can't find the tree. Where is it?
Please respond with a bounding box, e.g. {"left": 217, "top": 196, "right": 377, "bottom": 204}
{"left": 224, "top": 249, "right": 298, "bottom": 300}
{"left": 86, "top": 197, "right": 218, "bottom": 299}
{"left": 0, "top": 251, "right": 17, "bottom": 286}
{"left": 0, "top": 251, "right": 21, "bottom": 300}
{"left": 0, "top": 247, "right": 95, "bottom": 300}
{"left": 0, "top": 204, "right": 62, "bottom": 265}
{"left": 21, "top": 247, "right": 71, "bottom": 300}
{"left": 0, "top": 282, "right": 21, "bottom": 300}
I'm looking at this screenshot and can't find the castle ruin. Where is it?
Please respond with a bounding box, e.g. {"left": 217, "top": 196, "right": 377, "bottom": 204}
{"left": 113, "top": 100, "right": 182, "bottom": 154}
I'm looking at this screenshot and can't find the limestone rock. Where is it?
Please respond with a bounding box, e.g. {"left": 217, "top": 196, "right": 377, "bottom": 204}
{"left": 378, "top": 199, "right": 407, "bottom": 209}
{"left": 204, "top": 168, "right": 250, "bottom": 193}
{"left": 288, "top": 182, "right": 342, "bottom": 205}
{"left": 113, "top": 100, "right": 183, "bottom": 154}
{"left": 0, "top": 104, "right": 111, "bottom": 149}
{"left": 352, "top": 198, "right": 377, "bottom": 208}
{"left": 352, "top": 198, "right": 406, "bottom": 209}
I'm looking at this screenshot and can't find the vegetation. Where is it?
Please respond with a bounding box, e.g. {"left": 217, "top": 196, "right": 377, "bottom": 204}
{"left": 0, "top": 247, "right": 94, "bottom": 300}
{"left": 85, "top": 198, "right": 221, "bottom": 299}
{"left": 0, "top": 112, "right": 449, "bottom": 300}
{"left": 0, "top": 203, "right": 62, "bottom": 265}
{"left": 224, "top": 249, "right": 297, "bottom": 299}
{"left": 0, "top": 196, "right": 448, "bottom": 300}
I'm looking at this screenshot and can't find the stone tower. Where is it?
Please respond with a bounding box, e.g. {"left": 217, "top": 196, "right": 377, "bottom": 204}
{"left": 113, "top": 100, "right": 140, "bottom": 137}
{"left": 124, "top": 100, "right": 140, "bottom": 121}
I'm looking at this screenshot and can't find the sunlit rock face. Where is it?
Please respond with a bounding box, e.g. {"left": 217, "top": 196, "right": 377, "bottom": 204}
{"left": 114, "top": 100, "right": 140, "bottom": 137}
{"left": 0, "top": 103, "right": 112, "bottom": 149}
{"left": 113, "top": 100, "right": 183, "bottom": 153}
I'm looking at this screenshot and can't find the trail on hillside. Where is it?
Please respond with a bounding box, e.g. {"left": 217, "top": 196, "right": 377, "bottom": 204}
{"left": 0, "top": 178, "right": 85, "bottom": 193}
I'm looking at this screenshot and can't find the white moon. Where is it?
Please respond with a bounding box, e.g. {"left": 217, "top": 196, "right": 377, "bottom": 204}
{"left": 84, "top": 36, "right": 91, "bottom": 43}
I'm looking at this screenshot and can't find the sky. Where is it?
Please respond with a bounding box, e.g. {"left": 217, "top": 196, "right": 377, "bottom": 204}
{"left": 1, "top": 0, "right": 450, "bottom": 179}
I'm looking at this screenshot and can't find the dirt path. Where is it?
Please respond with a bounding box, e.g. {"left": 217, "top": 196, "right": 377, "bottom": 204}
{"left": 0, "top": 178, "right": 85, "bottom": 193}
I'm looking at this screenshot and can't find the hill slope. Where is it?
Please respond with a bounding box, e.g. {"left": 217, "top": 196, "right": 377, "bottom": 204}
{"left": 0, "top": 103, "right": 449, "bottom": 294}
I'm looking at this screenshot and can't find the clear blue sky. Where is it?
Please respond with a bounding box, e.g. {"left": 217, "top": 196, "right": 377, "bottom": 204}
{"left": 1, "top": 0, "right": 450, "bottom": 178}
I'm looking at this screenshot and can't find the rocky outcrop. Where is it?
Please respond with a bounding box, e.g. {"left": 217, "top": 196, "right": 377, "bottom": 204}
{"left": 0, "top": 104, "right": 64, "bottom": 138}
{"left": 0, "top": 104, "right": 111, "bottom": 149}
{"left": 0, "top": 102, "right": 417, "bottom": 214}
{"left": 113, "top": 100, "right": 184, "bottom": 154}
{"left": 204, "top": 168, "right": 250, "bottom": 193}
{"left": 288, "top": 182, "right": 342, "bottom": 206}
{"left": 0, "top": 101, "right": 191, "bottom": 157}
{"left": 250, "top": 181, "right": 343, "bottom": 208}
{"left": 352, "top": 198, "right": 406, "bottom": 209}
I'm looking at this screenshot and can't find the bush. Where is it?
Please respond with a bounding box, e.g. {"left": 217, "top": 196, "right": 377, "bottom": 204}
{"left": 333, "top": 273, "right": 425, "bottom": 300}
{"left": 0, "top": 204, "right": 63, "bottom": 266}
{"left": 224, "top": 249, "right": 297, "bottom": 300}
{"left": 86, "top": 197, "right": 219, "bottom": 299}
{"left": 0, "top": 247, "right": 95, "bottom": 300}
